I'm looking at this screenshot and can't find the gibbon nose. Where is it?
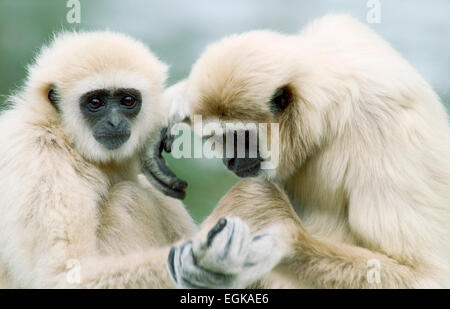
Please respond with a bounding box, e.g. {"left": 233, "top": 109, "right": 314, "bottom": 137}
{"left": 106, "top": 112, "right": 123, "bottom": 129}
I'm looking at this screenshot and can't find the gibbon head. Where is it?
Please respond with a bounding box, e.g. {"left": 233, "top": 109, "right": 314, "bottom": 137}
{"left": 183, "top": 31, "right": 335, "bottom": 181}
{"left": 24, "top": 31, "right": 168, "bottom": 163}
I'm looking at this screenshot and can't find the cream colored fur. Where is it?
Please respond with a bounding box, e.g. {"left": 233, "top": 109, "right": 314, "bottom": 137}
{"left": 0, "top": 31, "right": 199, "bottom": 288}
{"left": 180, "top": 15, "right": 450, "bottom": 288}
{"left": 0, "top": 31, "right": 285, "bottom": 289}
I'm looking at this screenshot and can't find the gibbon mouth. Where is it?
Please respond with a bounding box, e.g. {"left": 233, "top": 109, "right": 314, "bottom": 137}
{"left": 94, "top": 132, "right": 131, "bottom": 150}
{"left": 231, "top": 160, "right": 262, "bottom": 178}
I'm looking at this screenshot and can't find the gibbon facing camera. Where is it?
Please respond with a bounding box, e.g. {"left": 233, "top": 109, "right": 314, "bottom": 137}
{"left": 0, "top": 31, "right": 280, "bottom": 288}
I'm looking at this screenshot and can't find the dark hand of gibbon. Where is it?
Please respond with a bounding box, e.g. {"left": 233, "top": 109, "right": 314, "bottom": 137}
{"left": 141, "top": 126, "right": 187, "bottom": 199}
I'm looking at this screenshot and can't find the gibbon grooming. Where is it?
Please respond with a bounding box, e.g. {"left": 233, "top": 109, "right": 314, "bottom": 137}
{"left": 170, "top": 15, "right": 450, "bottom": 288}
{"left": 0, "top": 31, "right": 278, "bottom": 288}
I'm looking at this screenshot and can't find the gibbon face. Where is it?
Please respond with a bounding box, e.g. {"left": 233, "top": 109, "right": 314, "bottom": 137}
{"left": 26, "top": 31, "right": 168, "bottom": 163}
{"left": 185, "top": 31, "right": 312, "bottom": 181}
{"left": 78, "top": 87, "right": 142, "bottom": 150}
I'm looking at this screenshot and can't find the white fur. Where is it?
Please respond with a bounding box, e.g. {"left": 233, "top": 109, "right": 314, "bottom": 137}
{"left": 176, "top": 15, "right": 450, "bottom": 288}
{"left": 164, "top": 80, "right": 191, "bottom": 123}
{"left": 24, "top": 31, "right": 169, "bottom": 163}
{"left": 0, "top": 30, "right": 276, "bottom": 289}
{"left": 0, "top": 31, "right": 201, "bottom": 288}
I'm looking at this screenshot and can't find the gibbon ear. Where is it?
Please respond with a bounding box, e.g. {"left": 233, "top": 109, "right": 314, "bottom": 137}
{"left": 47, "top": 85, "right": 60, "bottom": 112}
{"left": 270, "top": 85, "right": 293, "bottom": 114}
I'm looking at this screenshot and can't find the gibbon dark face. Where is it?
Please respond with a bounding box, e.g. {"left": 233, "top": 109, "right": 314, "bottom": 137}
{"left": 221, "top": 131, "right": 264, "bottom": 178}
{"left": 79, "top": 88, "right": 142, "bottom": 150}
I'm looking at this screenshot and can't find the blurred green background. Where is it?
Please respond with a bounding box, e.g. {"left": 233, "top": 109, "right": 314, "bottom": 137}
{"left": 0, "top": 0, "right": 449, "bottom": 223}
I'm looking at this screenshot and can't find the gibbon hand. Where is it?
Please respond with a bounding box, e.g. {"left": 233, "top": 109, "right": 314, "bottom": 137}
{"left": 168, "top": 217, "right": 282, "bottom": 289}
{"left": 141, "top": 80, "right": 192, "bottom": 200}
{"left": 141, "top": 125, "right": 188, "bottom": 200}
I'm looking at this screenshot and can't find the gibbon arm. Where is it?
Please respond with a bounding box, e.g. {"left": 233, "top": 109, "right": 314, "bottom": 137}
{"left": 279, "top": 230, "right": 419, "bottom": 288}
{"left": 0, "top": 122, "right": 278, "bottom": 288}
{"left": 0, "top": 128, "right": 179, "bottom": 288}
{"left": 206, "top": 178, "right": 432, "bottom": 288}
{"left": 76, "top": 248, "right": 174, "bottom": 288}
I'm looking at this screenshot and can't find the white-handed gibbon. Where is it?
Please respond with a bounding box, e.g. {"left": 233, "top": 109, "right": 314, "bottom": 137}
{"left": 166, "top": 15, "right": 450, "bottom": 288}
{"left": 0, "top": 31, "right": 280, "bottom": 288}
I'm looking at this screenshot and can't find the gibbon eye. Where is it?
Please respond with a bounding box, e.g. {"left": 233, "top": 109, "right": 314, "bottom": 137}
{"left": 88, "top": 97, "right": 103, "bottom": 110}
{"left": 48, "top": 88, "right": 57, "bottom": 103}
{"left": 121, "top": 95, "right": 136, "bottom": 107}
{"left": 270, "top": 86, "right": 292, "bottom": 114}
{"left": 47, "top": 86, "right": 60, "bottom": 112}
